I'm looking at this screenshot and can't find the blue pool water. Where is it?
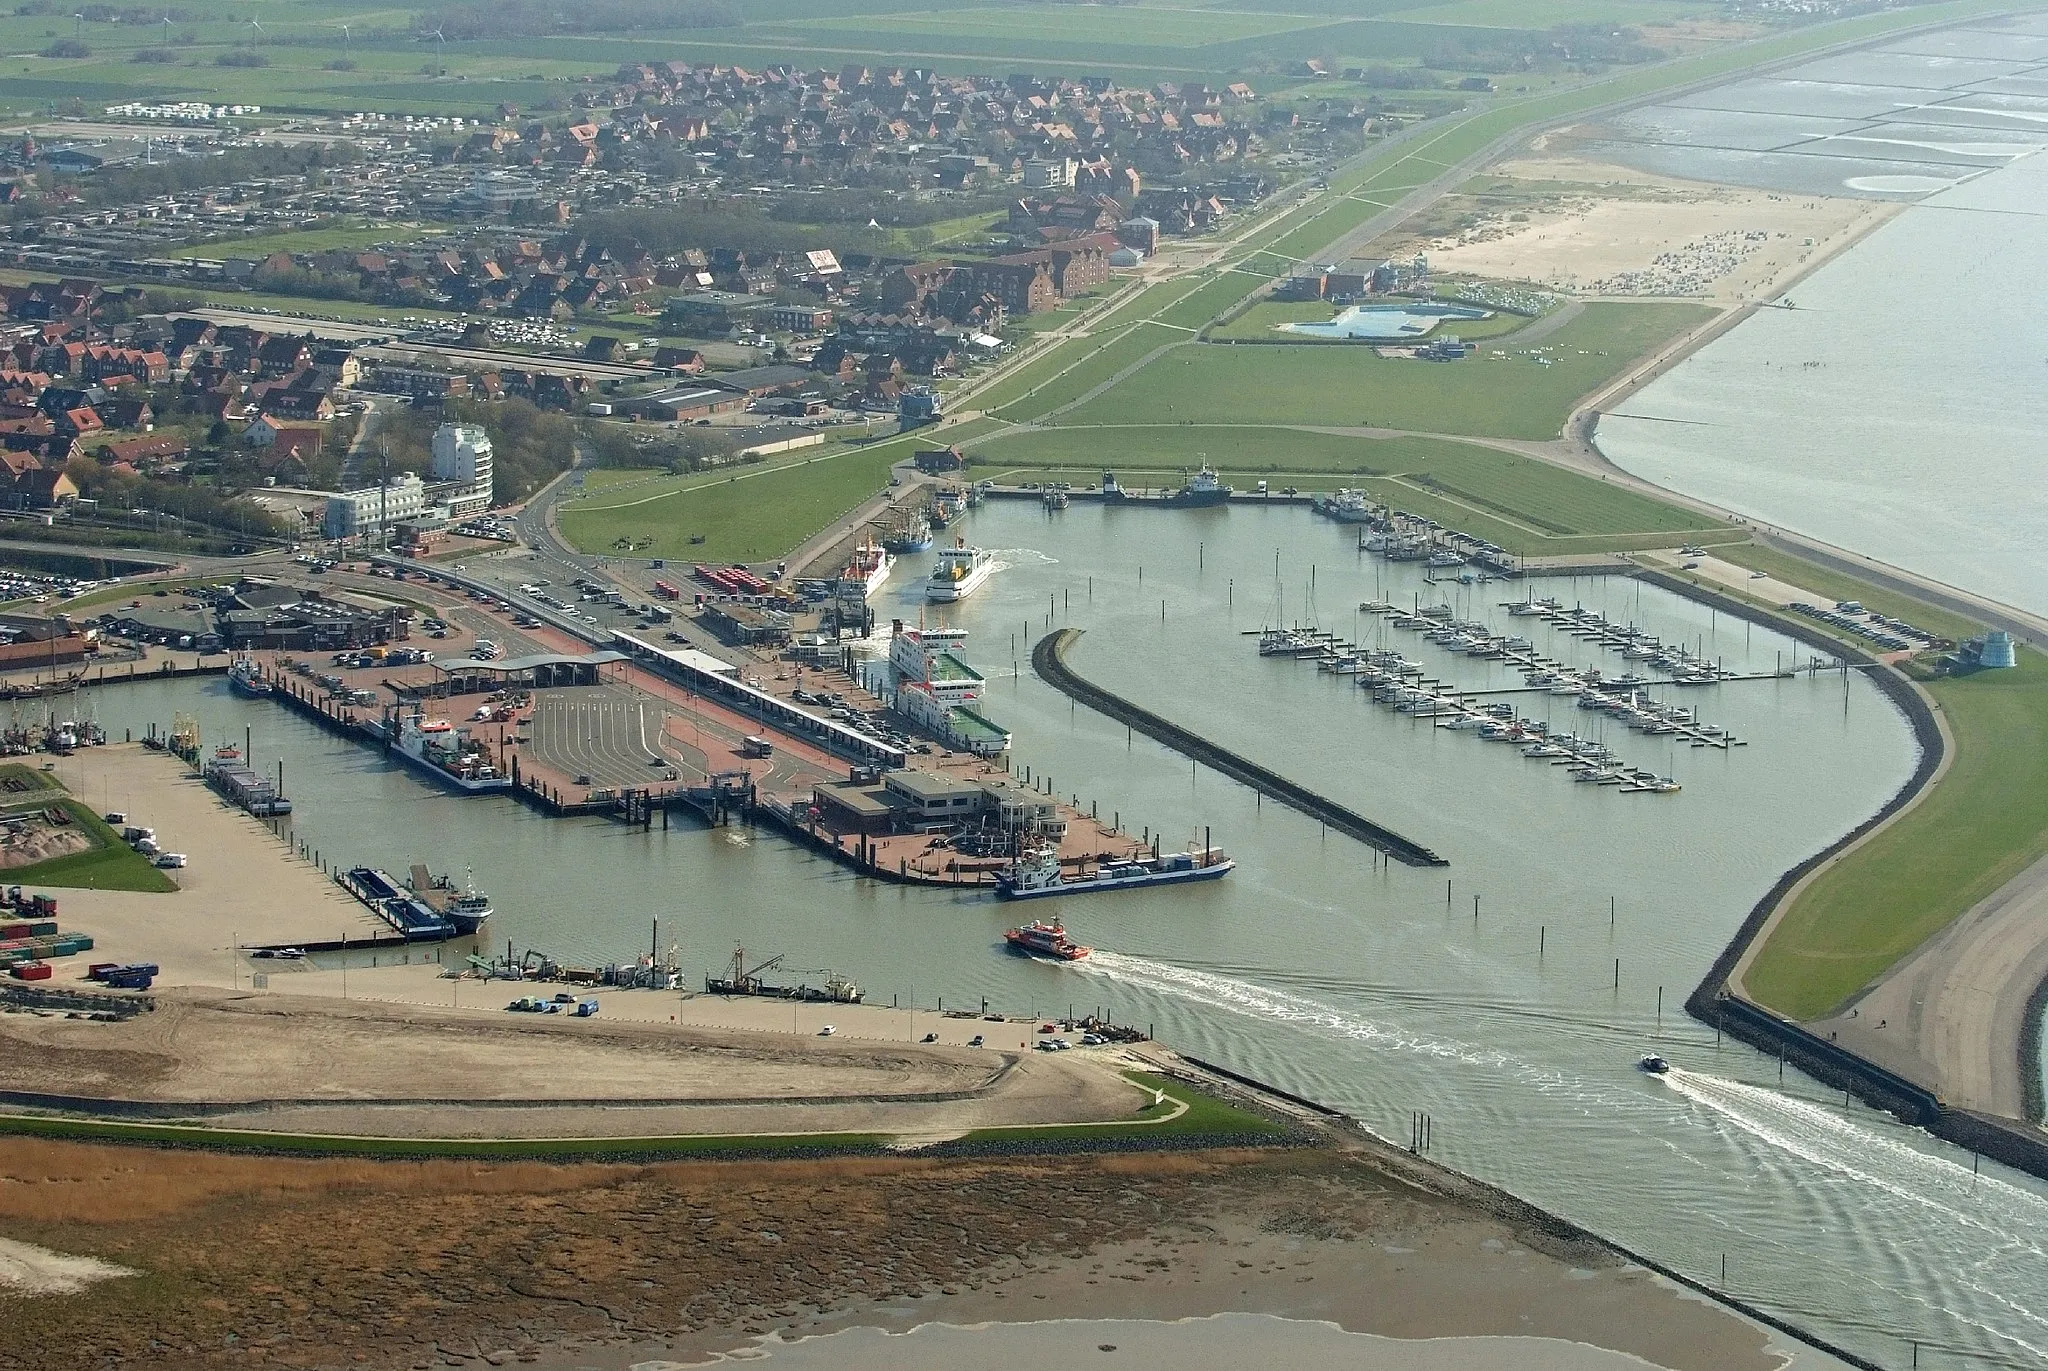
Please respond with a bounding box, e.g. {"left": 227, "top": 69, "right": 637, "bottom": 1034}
{"left": 1281, "top": 302, "right": 1491, "bottom": 339}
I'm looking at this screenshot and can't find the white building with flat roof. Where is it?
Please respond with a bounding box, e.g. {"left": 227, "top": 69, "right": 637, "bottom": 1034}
{"left": 430, "top": 424, "right": 492, "bottom": 494}
{"left": 324, "top": 473, "right": 427, "bottom": 540}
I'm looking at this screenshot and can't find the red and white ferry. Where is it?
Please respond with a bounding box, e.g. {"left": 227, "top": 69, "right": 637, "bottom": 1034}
{"left": 1003, "top": 918, "right": 1091, "bottom": 962}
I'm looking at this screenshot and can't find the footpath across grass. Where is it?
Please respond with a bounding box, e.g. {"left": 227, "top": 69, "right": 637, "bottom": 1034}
{"left": 1747, "top": 647, "right": 2048, "bottom": 1020}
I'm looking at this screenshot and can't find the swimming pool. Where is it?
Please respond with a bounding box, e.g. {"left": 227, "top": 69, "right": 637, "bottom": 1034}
{"left": 1280, "top": 302, "right": 1492, "bottom": 339}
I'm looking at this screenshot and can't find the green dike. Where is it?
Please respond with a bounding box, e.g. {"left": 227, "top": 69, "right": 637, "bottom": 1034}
{"left": 557, "top": 419, "right": 1000, "bottom": 563}
{"left": 6, "top": 800, "right": 177, "bottom": 894}
{"left": 1055, "top": 302, "right": 1714, "bottom": 441}
{"left": 0, "top": 1075, "right": 1290, "bottom": 1157}
{"left": 0, "top": 1114, "right": 890, "bottom": 1159}
{"left": 967, "top": 425, "right": 1728, "bottom": 555}
{"left": 1747, "top": 648, "right": 2048, "bottom": 1020}
{"left": 956, "top": 1072, "right": 1291, "bottom": 1144}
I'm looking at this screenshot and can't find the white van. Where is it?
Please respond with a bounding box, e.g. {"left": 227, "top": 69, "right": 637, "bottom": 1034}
{"left": 153, "top": 852, "right": 187, "bottom": 868}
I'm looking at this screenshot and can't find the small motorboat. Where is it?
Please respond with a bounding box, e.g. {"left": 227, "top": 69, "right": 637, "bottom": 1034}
{"left": 1638, "top": 1054, "right": 1671, "bottom": 1075}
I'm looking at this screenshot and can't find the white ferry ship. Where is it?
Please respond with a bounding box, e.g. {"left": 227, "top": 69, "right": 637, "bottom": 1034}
{"left": 925, "top": 538, "right": 996, "bottom": 602}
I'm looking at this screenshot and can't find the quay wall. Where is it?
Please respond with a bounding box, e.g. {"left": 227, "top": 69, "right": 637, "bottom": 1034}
{"left": 1031, "top": 627, "right": 1446, "bottom": 867}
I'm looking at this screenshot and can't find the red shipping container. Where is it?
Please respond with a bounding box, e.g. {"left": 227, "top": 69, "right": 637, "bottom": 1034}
{"left": 0, "top": 922, "right": 28, "bottom": 939}
{"left": 11, "top": 962, "right": 50, "bottom": 981}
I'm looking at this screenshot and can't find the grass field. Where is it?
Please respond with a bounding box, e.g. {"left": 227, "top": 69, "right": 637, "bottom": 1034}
{"left": 1378, "top": 0, "right": 1707, "bottom": 27}
{"left": 958, "top": 1071, "right": 1288, "bottom": 1144}
{"left": 968, "top": 424, "right": 1730, "bottom": 550}
{"left": 172, "top": 222, "right": 451, "bottom": 260}
{"left": 559, "top": 419, "right": 1000, "bottom": 562}
{"left": 1746, "top": 648, "right": 2048, "bottom": 1020}
{"left": 6, "top": 800, "right": 178, "bottom": 894}
{"left": 1150, "top": 268, "right": 1265, "bottom": 332}
{"left": 1056, "top": 302, "right": 1713, "bottom": 440}
{"left": 988, "top": 324, "right": 1186, "bottom": 422}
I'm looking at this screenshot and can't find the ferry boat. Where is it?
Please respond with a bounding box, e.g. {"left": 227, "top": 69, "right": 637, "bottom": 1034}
{"left": 226, "top": 655, "right": 272, "bottom": 698}
{"left": 883, "top": 515, "right": 935, "bottom": 555}
{"left": 1163, "top": 464, "right": 1232, "bottom": 508}
{"left": 841, "top": 539, "right": 894, "bottom": 599}
{"left": 995, "top": 843, "right": 1235, "bottom": 900}
{"left": 925, "top": 538, "right": 997, "bottom": 602}
{"left": 1003, "top": 917, "right": 1091, "bottom": 962}
{"left": 379, "top": 711, "right": 513, "bottom": 793}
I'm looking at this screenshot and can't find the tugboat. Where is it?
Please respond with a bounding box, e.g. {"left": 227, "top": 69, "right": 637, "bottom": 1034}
{"left": 1638, "top": 1054, "right": 1671, "bottom": 1075}
{"left": 1163, "top": 464, "right": 1232, "bottom": 508}
{"left": 227, "top": 654, "right": 272, "bottom": 698}
{"left": 1003, "top": 918, "right": 1092, "bottom": 962}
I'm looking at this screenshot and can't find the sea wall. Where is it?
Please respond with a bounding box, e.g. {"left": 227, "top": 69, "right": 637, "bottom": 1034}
{"left": 1644, "top": 569, "right": 2048, "bottom": 1178}
{"left": 1031, "top": 627, "right": 1446, "bottom": 867}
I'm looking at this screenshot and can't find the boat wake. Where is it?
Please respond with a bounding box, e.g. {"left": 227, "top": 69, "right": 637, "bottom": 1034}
{"left": 1660, "top": 1068, "right": 2048, "bottom": 1364}
{"left": 1082, "top": 950, "right": 1511, "bottom": 1070}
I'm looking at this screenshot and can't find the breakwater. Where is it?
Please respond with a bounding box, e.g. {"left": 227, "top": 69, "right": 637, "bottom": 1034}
{"left": 1032, "top": 628, "right": 1446, "bottom": 867}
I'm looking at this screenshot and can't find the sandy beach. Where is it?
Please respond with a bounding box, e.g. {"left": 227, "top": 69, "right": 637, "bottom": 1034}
{"left": 1403, "top": 153, "right": 1898, "bottom": 302}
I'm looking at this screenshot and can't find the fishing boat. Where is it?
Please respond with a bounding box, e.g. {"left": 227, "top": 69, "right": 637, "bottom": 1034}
{"left": 925, "top": 538, "right": 996, "bottom": 602}
{"left": 883, "top": 514, "right": 935, "bottom": 555}
{"left": 227, "top": 655, "right": 272, "bottom": 698}
{"left": 1003, "top": 918, "right": 1091, "bottom": 962}
{"left": 995, "top": 843, "right": 1234, "bottom": 899}
{"left": 841, "top": 539, "right": 894, "bottom": 598}
{"left": 408, "top": 863, "right": 493, "bottom": 935}
{"left": 1162, "top": 464, "right": 1232, "bottom": 508}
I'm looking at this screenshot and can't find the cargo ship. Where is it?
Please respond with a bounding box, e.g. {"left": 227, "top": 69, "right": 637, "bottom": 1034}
{"left": 226, "top": 655, "right": 272, "bottom": 698}
{"left": 995, "top": 843, "right": 1234, "bottom": 899}
{"left": 925, "top": 538, "right": 996, "bottom": 602}
{"left": 336, "top": 866, "right": 454, "bottom": 941}
{"left": 376, "top": 711, "right": 512, "bottom": 793}
{"left": 1003, "top": 918, "right": 1090, "bottom": 961}
{"left": 704, "top": 944, "right": 862, "bottom": 1002}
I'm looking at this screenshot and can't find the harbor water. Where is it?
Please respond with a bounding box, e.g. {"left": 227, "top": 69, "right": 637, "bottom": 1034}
{"left": 62, "top": 500, "right": 2048, "bottom": 1370}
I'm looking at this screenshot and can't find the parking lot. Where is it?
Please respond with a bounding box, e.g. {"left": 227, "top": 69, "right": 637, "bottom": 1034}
{"left": 526, "top": 686, "right": 679, "bottom": 790}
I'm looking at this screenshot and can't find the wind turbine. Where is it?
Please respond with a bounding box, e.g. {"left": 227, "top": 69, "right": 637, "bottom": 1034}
{"left": 247, "top": 16, "right": 263, "bottom": 39}
{"left": 432, "top": 26, "right": 445, "bottom": 76}
{"left": 162, "top": 11, "right": 172, "bottom": 44}
{"left": 71, "top": 11, "right": 82, "bottom": 38}
{"left": 337, "top": 22, "right": 350, "bottom": 47}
